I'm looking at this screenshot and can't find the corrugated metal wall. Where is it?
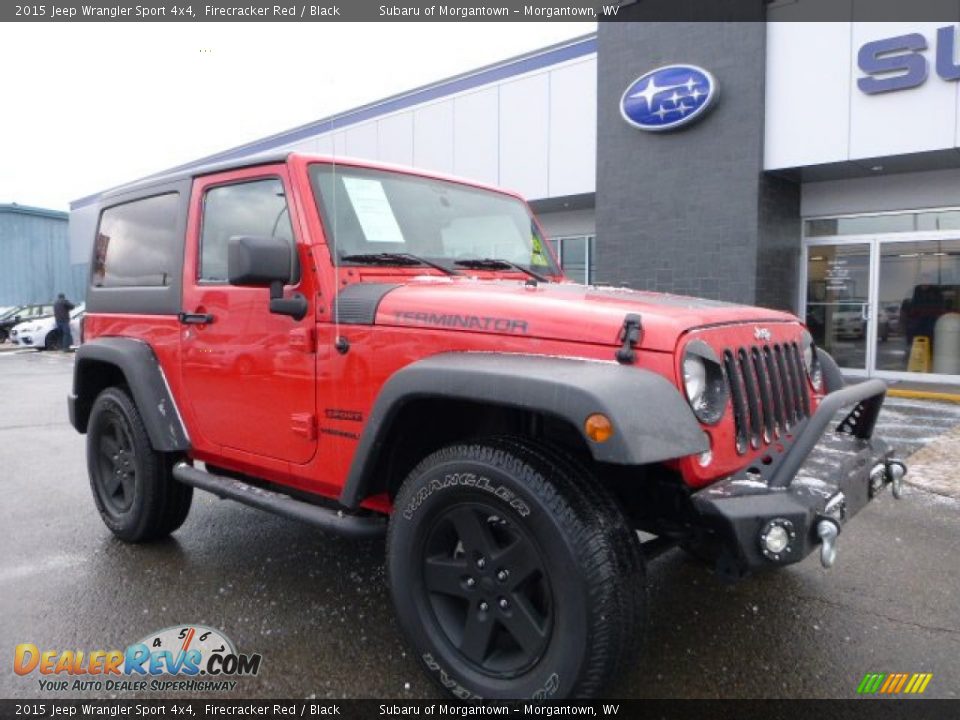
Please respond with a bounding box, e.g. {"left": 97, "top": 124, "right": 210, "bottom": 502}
{"left": 0, "top": 207, "right": 86, "bottom": 306}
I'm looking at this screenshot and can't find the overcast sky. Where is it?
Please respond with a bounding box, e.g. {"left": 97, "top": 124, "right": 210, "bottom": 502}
{"left": 0, "top": 22, "right": 595, "bottom": 211}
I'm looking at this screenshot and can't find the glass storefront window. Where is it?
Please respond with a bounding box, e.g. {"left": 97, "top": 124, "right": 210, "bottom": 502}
{"left": 806, "top": 210, "right": 960, "bottom": 238}
{"left": 876, "top": 239, "right": 960, "bottom": 374}
{"left": 551, "top": 235, "right": 595, "bottom": 284}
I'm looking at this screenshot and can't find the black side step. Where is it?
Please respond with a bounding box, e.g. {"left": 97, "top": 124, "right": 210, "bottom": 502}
{"left": 172, "top": 463, "right": 386, "bottom": 539}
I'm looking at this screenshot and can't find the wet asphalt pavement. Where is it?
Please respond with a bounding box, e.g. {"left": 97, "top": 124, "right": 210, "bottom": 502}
{"left": 1, "top": 350, "right": 958, "bottom": 700}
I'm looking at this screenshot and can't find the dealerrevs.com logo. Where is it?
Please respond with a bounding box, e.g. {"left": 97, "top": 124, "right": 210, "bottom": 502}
{"left": 14, "top": 625, "right": 262, "bottom": 693}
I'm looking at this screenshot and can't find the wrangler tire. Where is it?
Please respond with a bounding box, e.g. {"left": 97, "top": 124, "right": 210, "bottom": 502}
{"left": 87, "top": 387, "right": 192, "bottom": 542}
{"left": 387, "top": 437, "right": 645, "bottom": 700}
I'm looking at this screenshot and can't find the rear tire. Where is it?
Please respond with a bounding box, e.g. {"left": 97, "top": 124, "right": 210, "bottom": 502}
{"left": 87, "top": 387, "right": 192, "bottom": 542}
{"left": 387, "top": 437, "right": 645, "bottom": 700}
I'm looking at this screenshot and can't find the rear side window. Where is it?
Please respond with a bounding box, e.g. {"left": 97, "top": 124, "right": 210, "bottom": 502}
{"left": 93, "top": 193, "right": 179, "bottom": 288}
{"left": 199, "top": 178, "right": 295, "bottom": 283}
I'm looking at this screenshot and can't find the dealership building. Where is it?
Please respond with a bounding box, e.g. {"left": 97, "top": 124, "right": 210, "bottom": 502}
{"left": 71, "top": 15, "right": 960, "bottom": 384}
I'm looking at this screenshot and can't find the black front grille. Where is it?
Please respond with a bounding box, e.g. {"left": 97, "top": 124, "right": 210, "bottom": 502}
{"left": 724, "top": 342, "right": 810, "bottom": 454}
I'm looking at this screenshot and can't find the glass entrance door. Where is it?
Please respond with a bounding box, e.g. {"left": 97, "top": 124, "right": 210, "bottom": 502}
{"left": 805, "top": 243, "right": 872, "bottom": 373}
{"left": 876, "top": 239, "right": 960, "bottom": 376}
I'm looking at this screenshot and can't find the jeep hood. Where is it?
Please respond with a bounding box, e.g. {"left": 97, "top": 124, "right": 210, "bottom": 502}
{"left": 370, "top": 279, "right": 800, "bottom": 352}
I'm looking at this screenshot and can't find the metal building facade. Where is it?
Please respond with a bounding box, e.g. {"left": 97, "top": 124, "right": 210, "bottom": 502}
{"left": 0, "top": 204, "right": 85, "bottom": 306}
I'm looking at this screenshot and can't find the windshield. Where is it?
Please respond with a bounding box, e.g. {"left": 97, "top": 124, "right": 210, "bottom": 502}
{"left": 309, "top": 164, "right": 559, "bottom": 275}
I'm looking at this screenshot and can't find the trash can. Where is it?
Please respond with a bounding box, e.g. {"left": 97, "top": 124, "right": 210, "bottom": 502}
{"left": 933, "top": 313, "right": 960, "bottom": 375}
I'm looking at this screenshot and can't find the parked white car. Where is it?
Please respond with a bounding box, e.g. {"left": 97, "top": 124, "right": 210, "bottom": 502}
{"left": 12, "top": 304, "right": 84, "bottom": 350}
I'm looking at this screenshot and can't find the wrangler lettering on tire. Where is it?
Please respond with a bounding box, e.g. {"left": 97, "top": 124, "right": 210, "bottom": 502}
{"left": 402, "top": 472, "right": 531, "bottom": 520}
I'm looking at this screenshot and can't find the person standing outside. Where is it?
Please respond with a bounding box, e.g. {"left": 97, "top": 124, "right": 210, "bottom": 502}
{"left": 53, "top": 293, "right": 75, "bottom": 351}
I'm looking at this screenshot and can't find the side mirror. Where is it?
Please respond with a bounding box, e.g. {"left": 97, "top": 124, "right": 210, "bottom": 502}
{"left": 227, "top": 235, "right": 292, "bottom": 287}
{"left": 227, "top": 236, "right": 307, "bottom": 321}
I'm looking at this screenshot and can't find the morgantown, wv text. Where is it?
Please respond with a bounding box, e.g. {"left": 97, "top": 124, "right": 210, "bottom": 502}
{"left": 378, "top": 704, "right": 622, "bottom": 716}
{"left": 379, "top": 4, "right": 624, "bottom": 18}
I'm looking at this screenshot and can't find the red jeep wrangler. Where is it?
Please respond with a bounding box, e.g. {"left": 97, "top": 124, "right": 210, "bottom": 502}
{"left": 69, "top": 153, "right": 905, "bottom": 699}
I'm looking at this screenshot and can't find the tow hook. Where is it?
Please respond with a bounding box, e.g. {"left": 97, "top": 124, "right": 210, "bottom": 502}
{"left": 887, "top": 459, "right": 907, "bottom": 499}
{"left": 816, "top": 518, "right": 840, "bottom": 569}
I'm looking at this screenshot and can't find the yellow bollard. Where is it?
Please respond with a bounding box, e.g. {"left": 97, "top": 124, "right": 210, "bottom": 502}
{"left": 907, "top": 336, "right": 932, "bottom": 373}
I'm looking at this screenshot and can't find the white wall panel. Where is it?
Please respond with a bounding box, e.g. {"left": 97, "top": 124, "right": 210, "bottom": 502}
{"left": 499, "top": 74, "right": 550, "bottom": 199}
{"left": 548, "top": 58, "right": 596, "bottom": 197}
{"left": 453, "top": 88, "right": 499, "bottom": 186}
{"left": 315, "top": 133, "right": 334, "bottom": 156}
{"left": 344, "top": 122, "right": 378, "bottom": 160}
{"left": 277, "top": 137, "right": 320, "bottom": 153}
{"left": 378, "top": 113, "right": 414, "bottom": 166}
{"left": 764, "top": 22, "right": 852, "bottom": 169}
{"left": 848, "top": 22, "right": 958, "bottom": 160}
{"left": 803, "top": 167, "right": 960, "bottom": 217}
{"left": 413, "top": 101, "right": 455, "bottom": 174}
{"left": 333, "top": 131, "right": 347, "bottom": 158}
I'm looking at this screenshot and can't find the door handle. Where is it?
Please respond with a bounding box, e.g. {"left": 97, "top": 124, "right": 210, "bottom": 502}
{"left": 179, "top": 312, "right": 215, "bottom": 325}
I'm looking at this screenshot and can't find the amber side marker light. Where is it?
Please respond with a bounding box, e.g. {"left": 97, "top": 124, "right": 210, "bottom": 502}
{"left": 585, "top": 414, "right": 614, "bottom": 443}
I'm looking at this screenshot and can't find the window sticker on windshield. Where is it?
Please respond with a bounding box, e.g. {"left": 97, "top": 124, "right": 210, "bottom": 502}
{"left": 342, "top": 177, "right": 405, "bottom": 244}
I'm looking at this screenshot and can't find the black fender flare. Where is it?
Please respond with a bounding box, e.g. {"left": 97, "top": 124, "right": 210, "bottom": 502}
{"left": 816, "top": 347, "right": 845, "bottom": 393}
{"left": 339, "top": 352, "right": 708, "bottom": 508}
{"left": 68, "top": 337, "right": 190, "bottom": 453}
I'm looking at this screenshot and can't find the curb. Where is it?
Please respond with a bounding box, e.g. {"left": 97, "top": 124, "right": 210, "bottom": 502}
{"left": 888, "top": 388, "right": 960, "bottom": 404}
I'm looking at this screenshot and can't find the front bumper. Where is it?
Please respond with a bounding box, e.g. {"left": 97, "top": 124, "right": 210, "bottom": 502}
{"left": 691, "top": 379, "right": 905, "bottom": 578}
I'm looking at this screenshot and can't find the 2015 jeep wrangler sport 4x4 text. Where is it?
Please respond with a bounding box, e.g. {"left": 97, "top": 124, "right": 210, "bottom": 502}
{"left": 69, "top": 153, "right": 906, "bottom": 699}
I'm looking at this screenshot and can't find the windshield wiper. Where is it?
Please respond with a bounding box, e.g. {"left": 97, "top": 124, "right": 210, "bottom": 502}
{"left": 339, "top": 253, "right": 461, "bottom": 276}
{"left": 453, "top": 258, "right": 552, "bottom": 283}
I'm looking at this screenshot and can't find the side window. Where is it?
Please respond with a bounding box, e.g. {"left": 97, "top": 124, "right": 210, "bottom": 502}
{"left": 199, "top": 178, "right": 296, "bottom": 283}
{"left": 93, "top": 194, "right": 180, "bottom": 287}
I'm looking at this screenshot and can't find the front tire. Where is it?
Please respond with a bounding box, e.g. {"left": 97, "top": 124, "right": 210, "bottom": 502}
{"left": 87, "top": 387, "right": 193, "bottom": 542}
{"left": 44, "top": 329, "right": 60, "bottom": 351}
{"left": 387, "top": 438, "right": 645, "bottom": 700}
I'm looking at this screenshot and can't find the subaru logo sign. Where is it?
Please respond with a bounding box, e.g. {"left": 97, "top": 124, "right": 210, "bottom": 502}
{"left": 620, "top": 64, "right": 719, "bottom": 132}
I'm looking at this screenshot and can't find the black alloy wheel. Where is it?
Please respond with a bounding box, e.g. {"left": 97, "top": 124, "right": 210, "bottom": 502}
{"left": 419, "top": 501, "right": 553, "bottom": 677}
{"left": 94, "top": 414, "right": 137, "bottom": 515}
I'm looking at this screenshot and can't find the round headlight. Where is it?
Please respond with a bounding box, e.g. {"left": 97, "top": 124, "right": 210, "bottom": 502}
{"left": 801, "top": 332, "right": 823, "bottom": 392}
{"left": 682, "top": 355, "right": 707, "bottom": 406}
{"left": 682, "top": 342, "right": 728, "bottom": 425}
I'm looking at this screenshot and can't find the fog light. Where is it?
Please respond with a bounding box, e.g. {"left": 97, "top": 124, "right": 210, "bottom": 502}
{"left": 584, "top": 414, "right": 614, "bottom": 443}
{"left": 759, "top": 518, "right": 796, "bottom": 561}
{"left": 764, "top": 525, "right": 789, "bottom": 554}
